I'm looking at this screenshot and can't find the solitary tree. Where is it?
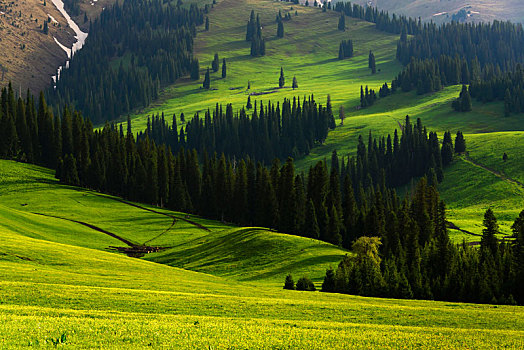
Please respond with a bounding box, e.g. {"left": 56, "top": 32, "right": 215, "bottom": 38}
{"left": 292, "top": 76, "right": 298, "bottom": 89}
{"left": 246, "top": 95, "right": 252, "bottom": 109}
{"left": 339, "top": 105, "right": 345, "bottom": 126}
{"left": 212, "top": 53, "right": 219, "bottom": 72}
{"left": 222, "top": 58, "right": 227, "bottom": 78}
{"left": 368, "top": 51, "right": 376, "bottom": 74}
{"left": 338, "top": 13, "right": 345, "bottom": 31}
{"left": 277, "top": 20, "right": 284, "bottom": 38}
{"left": 279, "top": 67, "right": 285, "bottom": 88}
{"left": 205, "top": 17, "right": 210, "bottom": 31}
{"left": 284, "top": 274, "right": 295, "bottom": 290}
{"left": 203, "top": 68, "right": 211, "bottom": 89}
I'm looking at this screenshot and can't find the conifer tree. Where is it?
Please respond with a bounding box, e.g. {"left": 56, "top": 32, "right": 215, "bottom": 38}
{"left": 292, "top": 76, "right": 298, "bottom": 90}
{"left": 212, "top": 53, "right": 219, "bottom": 72}
{"left": 454, "top": 131, "right": 466, "bottom": 153}
{"left": 203, "top": 68, "right": 211, "bottom": 89}
{"left": 279, "top": 67, "right": 285, "bottom": 88}
{"left": 304, "top": 199, "right": 320, "bottom": 238}
{"left": 284, "top": 274, "right": 295, "bottom": 290}
{"left": 205, "top": 17, "right": 209, "bottom": 31}
{"left": 338, "top": 13, "right": 345, "bottom": 31}
{"left": 322, "top": 267, "right": 336, "bottom": 292}
{"left": 481, "top": 208, "right": 499, "bottom": 259}
{"left": 222, "top": 58, "right": 227, "bottom": 78}
{"left": 369, "top": 51, "right": 376, "bottom": 74}
{"left": 277, "top": 19, "right": 284, "bottom": 38}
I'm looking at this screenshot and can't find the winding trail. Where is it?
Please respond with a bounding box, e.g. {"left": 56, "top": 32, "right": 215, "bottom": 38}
{"left": 143, "top": 218, "right": 177, "bottom": 245}
{"left": 31, "top": 212, "right": 136, "bottom": 247}
{"left": 94, "top": 194, "right": 211, "bottom": 232}
{"left": 462, "top": 155, "right": 524, "bottom": 189}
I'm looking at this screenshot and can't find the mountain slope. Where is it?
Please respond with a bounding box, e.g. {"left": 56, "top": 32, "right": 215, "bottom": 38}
{"left": 0, "top": 0, "right": 112, "bottom": 92}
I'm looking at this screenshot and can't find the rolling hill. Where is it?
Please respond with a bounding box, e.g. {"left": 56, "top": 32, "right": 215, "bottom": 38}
{"left": 0, "top": 160, "right": 523, "bottom": 348}
{"left": 349, "top": 0, "right": 524, "bottom": 24}
{"left": 121, "top": 0, "right": 524, "bottom": 241}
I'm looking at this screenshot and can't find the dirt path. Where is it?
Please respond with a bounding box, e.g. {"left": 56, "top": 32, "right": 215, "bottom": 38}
{"left": 143, "top": 218, "right": 177, "bottom": 245}
{"left": 95, "top": 195, "right": 211, "bottom": 232}
{"left": 31, "top": 212, "right": 136, "bottom": 247}
{"left": 462, "top": 155, "right": 524, "bottom": 189}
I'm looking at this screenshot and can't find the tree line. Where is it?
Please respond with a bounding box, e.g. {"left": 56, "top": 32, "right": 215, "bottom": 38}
{"left": 137, "top": 95, "right": 335, "bottom": 164}
{"left": 46, "top": 0, "right": 205, "bottom": 124}
{"left": 321, "top": 206, "right": 524, "bottom": 305}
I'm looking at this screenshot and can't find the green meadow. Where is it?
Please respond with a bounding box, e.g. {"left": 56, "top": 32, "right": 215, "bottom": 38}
{"left": 0, "top": 159, "right": 523, "bottom": 348}
{"left": 116, "top": 0, "right": 524, "bottom": 241}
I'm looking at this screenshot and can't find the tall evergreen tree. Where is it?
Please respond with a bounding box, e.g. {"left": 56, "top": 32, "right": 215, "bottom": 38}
{"left": 279, "top": 67, "right": 285, "bottom": 88}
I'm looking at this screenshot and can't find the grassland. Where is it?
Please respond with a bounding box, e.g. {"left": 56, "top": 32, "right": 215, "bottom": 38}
{"left": 0, "top": 160, "right": 523, "bottom": 348}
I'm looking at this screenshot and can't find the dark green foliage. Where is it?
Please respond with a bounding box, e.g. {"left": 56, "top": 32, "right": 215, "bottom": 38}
{"left": 279, "top": 67, "right": 285, "bottom": 88}
{"left": 222, "top": 59, "right": 227, "bottom": 79}
{"left": 338, "top": 39, "right": 353, "bottom": 60}
{"left": 203, "top": 68, "right": 211, "bottom": 89}
{"left": 321, "top": 267, "right": 336, "bottom": 292}
{"left": 205, "top": 16, "right": 209, "bottom": 31}
{"left": 503, "top": 152, "right": 508, "bottom": 161}
{"left": 46, "top": 0, "right": 205, "bottom": 124}
{"left": 360, "top": 85, "right": 377, "bottom": 108}
{"left": 441, "top": 131, "right": 454, "bottom": 166}
{"left": 368, "top": 51, "right": 376, "bottom": 74}
{"left": 212, "top": 54, "right": 219, "bottom": 73}
{"left": 247, "top": 12, "right": 265, "bottom": 57}
{"left": 452, "top": 85, "right": 472, "bottom": 112}
{"left": 296, "top": 276, "right": 316, "bottom": 291}
{"left": 277, "top": 19, "right": 284, "bottom": 38}
{"left": 191, "top": 59, "right": 200, "bottom": 81}
{"left": 337, "top": 13, "right": 345, "bottom": 31}
{"left": 284, "top": 274, "right": 295, "bottom": 290}
{"left": 454, "top": 131, "right": 466, "bottom": 153}
{"left": 292, "top": 76, "right": 298, "bottom": 90}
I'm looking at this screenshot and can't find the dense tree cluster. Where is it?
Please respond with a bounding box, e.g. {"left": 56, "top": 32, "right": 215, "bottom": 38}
{"left": 338, "top": 39, "right": 353, "bottom": 60}
{"left": 137, "top": 95, "right": 335, "bottom": 163}
{"left": 469, "top": 64, "right": 524, "bottom": 116}
{"left": 324, "top": 206, "right": 524, "bottom": 305}
{"left": 396, "top": 20, "right": 524, "bottom": 70}
{"left": 360, "top": 86, "right": 377, "bottom": 108}
{"left": 452, "top": 85, "right": 472, "bottom": 112}
{"left": 46, "top": 0, "right": 204, "bottom": 124}
{"left": 333, "top": 1, "right": 420, "bottom": 35}
{"left": 246, "top": 11, "right": 266, "bottom": 57}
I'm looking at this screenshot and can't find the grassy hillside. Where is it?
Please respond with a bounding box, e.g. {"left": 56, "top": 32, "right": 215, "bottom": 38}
{"left": 0, "top": 160, "right": 523, "bottom": 348}
{"left": 119, "top": 0, "right": 524, "bottom": 241}
{"left": 350, "top": 0, "right": 524, "bottom": 24}
{"left": 126, "top": 0, "right": 402, "bottom": 132}
{"left": 0, "top": 0, "right": 111, "bottom": 92}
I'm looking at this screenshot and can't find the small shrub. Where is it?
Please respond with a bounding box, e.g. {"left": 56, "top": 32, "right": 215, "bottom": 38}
{"left": 283, "top": 274, "right": 294, "bottom": 290}
{"left": 296, "top": 276, "right": 316, "bottom": 291}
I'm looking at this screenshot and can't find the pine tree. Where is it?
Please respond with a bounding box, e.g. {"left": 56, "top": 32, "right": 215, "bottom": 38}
{"left": 205, "top": 17, "right": 209, "bottom": 31}
{"left": 304, "top": 199, "right": 320, "bottom": 238}
{"left": 481, "top": 208, "right": 499, "bottom": 259}
{"left": 246, "top": 95, "right": 252, "bottom": 109}
{"left": 203, "top": 68, "right": 211, "bottom": 89}
{"left": 368, "top": 51, "right": 376, "bottom": 74}
{"left": 284, "top": 274, "right": 295, "bottom": 290}
{"left": 454, "top": 131, "right": 466, "bottom": 153}
{"left": 277, "top": 19, "right": 284, "bottom": 38}
{"left": 212, "top": 53, "right": 219, "bottom": 72}
{"left": 279, "top": 67, "right": 285, "bottom": 88}
{"left": 511, "top": 210, "right": 524, "bottom": 303}
{"left": 190, "top": 59, "right": 200, "bottom": 80}
{"left": 322, "top": 267, "right": 336, "bottom": 292}
{"left": 292, "top": 76, "right": 298, "bottom": 90}
{"left": 221, "top": 58, "right": 227, "bottom": 78}
{"left": 338, "top": 13, "right": 345, "bottom": 31}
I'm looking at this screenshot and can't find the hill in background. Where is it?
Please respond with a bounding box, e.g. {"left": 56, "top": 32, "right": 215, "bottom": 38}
{"left": 348, "top": 0, "right": 524, "bottom": 23}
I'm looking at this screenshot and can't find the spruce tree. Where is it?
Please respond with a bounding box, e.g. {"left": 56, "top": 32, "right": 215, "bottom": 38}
{"left": 203, "top": 68, "right": 211, "bottom": 89}
{"left": 304, "top": 199, "right": 320, "bottom": 238}
{"left": 368, "top": 51, "right": 376, "bottom": 74}
{"left": 292, "top": 76, "right": 298, "bottom": 90}
{"left": 322, "top": 267, "right": 336, "bottom": 292}
{"left": 284, "top": 274, "right": 295, "bottom": 290}
{"left": 221, "top": 58, "right": 227, "bottom": 78}
{"left": 481, "top": 208, "right": 499, "bottom": 259}
{"left": 205, "top": 17, "right": 209, "bottom": 31}
{"left": 277, "top": 19, "right": 284, "bottom": 38}
{"left": 338, "top": 13, "right": 345, "bottom": 31}
{"left": 279, "top": 67, "right": 285, "bottom": 88}
{"left": 454, "top": 131, "right": 466, "bottom": 153}
{"left": 212, "top": 53, "right": 219, "bottom": 72}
